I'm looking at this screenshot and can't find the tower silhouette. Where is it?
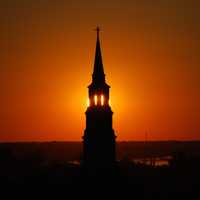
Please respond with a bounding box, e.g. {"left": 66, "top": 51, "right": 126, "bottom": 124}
{"left": 82, "top": 27, "right": 116, "bottom": 173}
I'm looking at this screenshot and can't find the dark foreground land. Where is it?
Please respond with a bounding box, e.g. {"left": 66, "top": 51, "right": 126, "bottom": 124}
{"left": 0, "top": 141, "right": 199, "bottom": 199}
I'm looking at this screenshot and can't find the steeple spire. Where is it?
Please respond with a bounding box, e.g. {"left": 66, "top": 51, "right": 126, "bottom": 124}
{"left": 92, "top": 26, "right": 105, "bottom": 84}
{"left": 83, "top": 27, "right": 116, "bottom": 172}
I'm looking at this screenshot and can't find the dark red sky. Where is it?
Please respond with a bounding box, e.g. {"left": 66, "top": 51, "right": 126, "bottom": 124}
{"left": 0, "top": 0, "right": 200, "bottom": 141}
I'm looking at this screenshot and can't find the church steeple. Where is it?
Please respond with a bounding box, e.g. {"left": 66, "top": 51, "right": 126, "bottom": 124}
{"left": 92, "top": 26, "right": 105, "bottom": 84}
{"left": 82, "top": 27, "right": 116, "bottom": 174}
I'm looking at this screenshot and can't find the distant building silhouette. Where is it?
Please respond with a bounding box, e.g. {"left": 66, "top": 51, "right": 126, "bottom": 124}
{"left": 82, "top": 27, "right": 116, "bottom": 173}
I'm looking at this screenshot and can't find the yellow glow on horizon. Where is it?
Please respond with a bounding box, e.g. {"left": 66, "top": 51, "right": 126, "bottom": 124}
{"left": 1, "top": 3, "right": 200, "bottom": 143}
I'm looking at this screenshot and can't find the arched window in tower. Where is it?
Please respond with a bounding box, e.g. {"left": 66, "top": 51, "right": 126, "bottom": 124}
{"left": 94, "top": 95, "right": 97, "bottom": 106}
{"left": 101, "top": 95, "right": 104, "bottom": 106}
{"left": 87, "top": 98, "right": 90, "bottom": 107}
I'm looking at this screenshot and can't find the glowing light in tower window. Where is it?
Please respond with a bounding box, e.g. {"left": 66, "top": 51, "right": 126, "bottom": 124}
{"left": 94, "top": 95, "right": 97, "bottom": 105}
{"left": 87, "top": 98, "right": 90, "bottom": 107}
{"left": 101, "top": 95, "right": 104, "bottom": 106}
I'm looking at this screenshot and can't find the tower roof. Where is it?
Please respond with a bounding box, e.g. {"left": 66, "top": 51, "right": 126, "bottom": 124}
{"left": 92, "top": 26, "right": 105, "bottom": 84}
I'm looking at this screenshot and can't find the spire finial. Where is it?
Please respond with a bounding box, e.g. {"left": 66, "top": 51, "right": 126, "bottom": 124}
{"left": 94, "top": 26, "right": 100, "bottom": 38}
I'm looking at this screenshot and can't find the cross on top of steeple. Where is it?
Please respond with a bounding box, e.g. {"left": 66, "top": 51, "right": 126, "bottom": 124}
{"left": 95, "top": 26, "right": 100, "bottom": 37}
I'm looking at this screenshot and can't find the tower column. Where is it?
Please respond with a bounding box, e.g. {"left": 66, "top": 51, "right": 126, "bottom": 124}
{"left": 82, "top": 27, "right": 116, "bottom": 173}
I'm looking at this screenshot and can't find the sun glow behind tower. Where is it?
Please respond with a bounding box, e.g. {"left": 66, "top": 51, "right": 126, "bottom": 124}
{"left": 0, "top": 0, "right": 199, "bottom": 142}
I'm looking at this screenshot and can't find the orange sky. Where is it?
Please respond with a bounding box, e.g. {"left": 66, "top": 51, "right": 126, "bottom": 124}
{"left": 0, "top": 0, "right": 200, "bottom": 141}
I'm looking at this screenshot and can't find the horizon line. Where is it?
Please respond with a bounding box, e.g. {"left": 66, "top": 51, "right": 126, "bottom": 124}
{"left": 1, "top": 140, "right": 200, "bottom": 144}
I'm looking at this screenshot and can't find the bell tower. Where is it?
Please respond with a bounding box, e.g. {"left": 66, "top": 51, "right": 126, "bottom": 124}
{"left": 82, "top": 27, "right": 116, "bottom": 172}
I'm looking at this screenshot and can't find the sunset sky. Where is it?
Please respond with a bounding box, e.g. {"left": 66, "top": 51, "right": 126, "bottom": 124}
{"left": 0, "top": 0, "right": 200, "bottom": 141}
